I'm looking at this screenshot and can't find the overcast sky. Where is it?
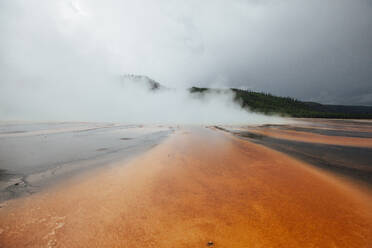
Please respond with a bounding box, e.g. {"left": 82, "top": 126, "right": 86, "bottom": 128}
{"left": 1, "top": 0, "right": 372, "bottom": 106}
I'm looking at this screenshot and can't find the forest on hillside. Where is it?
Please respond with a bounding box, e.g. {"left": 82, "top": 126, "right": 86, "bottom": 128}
{"left": 189, "top": 87, "right": 372, "bottom": 119}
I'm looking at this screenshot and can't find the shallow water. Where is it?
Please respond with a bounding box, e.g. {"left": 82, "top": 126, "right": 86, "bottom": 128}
{"left": 0, "top": 122, "right": 173, "bottom": 201}
{"left": 221, "top": 119, "right": 372, "bottom": 186}
{"left": 1, "top": 126, "right": 371, "bottom": 247}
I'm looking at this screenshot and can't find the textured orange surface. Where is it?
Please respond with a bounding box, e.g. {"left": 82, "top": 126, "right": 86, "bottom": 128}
{"left": 248, "top": 127, "right": 372, "bottom": 148}
{"left": 0, "top": 127, "right": 371, "bottom": 247}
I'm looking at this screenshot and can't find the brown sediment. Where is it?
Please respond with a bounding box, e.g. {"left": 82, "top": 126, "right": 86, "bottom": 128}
{"left": 295, "top": 119, "right": 372, "bottom": 133}
{"left": 247, "top": 127, "right": 372, "bottom": 148}
{"left": 0, "top": 127, "right": 371, "bottom": 247}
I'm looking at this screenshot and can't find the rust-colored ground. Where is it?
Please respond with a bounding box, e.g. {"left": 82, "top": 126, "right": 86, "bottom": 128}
{"left": 298, "top": 119, "right": 372, "bottom": 133}
{"left": 247, "top": 128, "right": 372, "bottom": 148}
{"left": 0, "top": 127, "right": 371, "bottom": 247}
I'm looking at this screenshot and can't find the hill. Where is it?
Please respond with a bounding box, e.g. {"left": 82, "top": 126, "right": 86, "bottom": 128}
{"left": 121, "top": 74, "right": 163, "bottom": 90}
{"left": 189, "top": 87, "right": 372, "bottom": 119}
{"left": 118, "top": 75, "right": 372, "bottom": 119}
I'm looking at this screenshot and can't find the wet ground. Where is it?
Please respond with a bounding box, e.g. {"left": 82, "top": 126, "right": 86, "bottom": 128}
{"left": 0, "top": 120, "right": 371, "bottom": 247}
{"left": 219, "top": 119, "right": 372, "bottom": 186}
{"left": 0, "top": 122, "right": 173, "bottom": 202}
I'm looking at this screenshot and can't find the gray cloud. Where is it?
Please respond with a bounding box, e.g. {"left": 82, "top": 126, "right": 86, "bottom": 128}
{"left": 0, "top": 0, "right": 371, "bottom": 110}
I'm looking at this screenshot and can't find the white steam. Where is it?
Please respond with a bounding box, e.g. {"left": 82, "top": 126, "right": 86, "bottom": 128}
{"left": 0, "top": 0, "right": 292, "bottom": 124}
{"left": 0, "top": 75, "right": 287, "bottom": 125}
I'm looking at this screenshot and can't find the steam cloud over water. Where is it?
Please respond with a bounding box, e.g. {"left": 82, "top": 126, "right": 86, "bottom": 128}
{"left": 2, "top": 0, "right": 369, "bottom": 122}
{"left": 0, "top": 75, "right": 286, "bottom": 125}
{"left": 0, "top": 0, "right": 291, "bottom": 125}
